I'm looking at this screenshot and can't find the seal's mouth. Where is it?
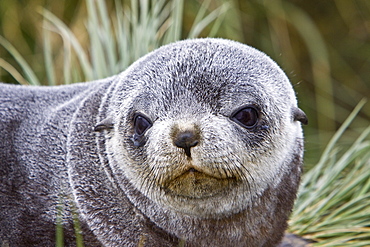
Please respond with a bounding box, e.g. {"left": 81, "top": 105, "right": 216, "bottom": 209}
{"left": 164, "top": 168, "right": 236, "bottom": 199}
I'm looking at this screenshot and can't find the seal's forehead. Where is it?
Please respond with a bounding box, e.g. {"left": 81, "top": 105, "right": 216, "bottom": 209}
{"left": 145, "top": 39, "right": 264, "bottom": 76}
{"left": 148, "top": 38, "right": 278, "bottom": 72}
{"left": 119, "top": 38, "right": 296, "bottom": 114}
{"left": 130, "top": 38, "right": 291, "bottom": 91}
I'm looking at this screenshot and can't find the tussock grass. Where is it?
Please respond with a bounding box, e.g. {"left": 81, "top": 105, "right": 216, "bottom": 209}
{"left": 0, "top": 36, "right": 41, "bottom": 85}
{"left": 0, "top": 0, "right": 228, "bottom": 86}
{"left": 290, "top": 99, "right": 370, "bottom": 246}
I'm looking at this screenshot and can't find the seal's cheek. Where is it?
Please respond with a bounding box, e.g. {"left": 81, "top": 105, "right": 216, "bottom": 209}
{"left": 163, "top": 168, "right": 237, "bottom": 198}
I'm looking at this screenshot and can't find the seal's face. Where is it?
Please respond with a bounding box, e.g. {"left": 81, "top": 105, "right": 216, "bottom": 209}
{"left": 107, "top": 39, "right": 307, "bottom": 218}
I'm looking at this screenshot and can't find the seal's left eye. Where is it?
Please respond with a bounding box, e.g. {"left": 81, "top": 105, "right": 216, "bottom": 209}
{"left": 134, "top": 114, "right": 152, "bottom": 135}
{"left": 231, "top": 107, "right": 259, "bottom": 128}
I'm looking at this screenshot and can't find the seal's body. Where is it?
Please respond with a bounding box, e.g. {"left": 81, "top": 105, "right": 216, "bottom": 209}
{"left": 0, "top": 38, "right": 307, "bottom": 246}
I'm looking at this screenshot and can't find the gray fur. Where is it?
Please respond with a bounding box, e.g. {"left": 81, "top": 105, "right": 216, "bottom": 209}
{"left": 0, "top": 38, "right": 306, "bottom": 246}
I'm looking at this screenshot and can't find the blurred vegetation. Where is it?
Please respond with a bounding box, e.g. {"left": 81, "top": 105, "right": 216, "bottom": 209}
{"left": 0, "top": 0, "right": 369, "bottom": 245}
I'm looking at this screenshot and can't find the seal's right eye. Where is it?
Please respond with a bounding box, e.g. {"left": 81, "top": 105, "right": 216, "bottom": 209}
{"left": 134, "top": 114, "right": 152, "bottom": 136}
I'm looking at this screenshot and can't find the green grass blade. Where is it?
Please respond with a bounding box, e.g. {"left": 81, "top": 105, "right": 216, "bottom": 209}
{"left": 290, "top": 100, "right": 370, "bottom": 245}
{"left": 0, "top": 36, "right": 40, "bottom": 85}
{"left": 42, "top": 9, "right": 93, "bottom": 81}
{"left": 0, "top": 58, "right": 29, "bottom": 85}
{"left": 96, "top": 0, "right": 117, "bottom": 74}
{"left": 42, "top": 26, "right": 56, "bottom": 86}
{"left": 187, "top": 1, "right": 230, "bottom": 39}
{"left": 169, "top": 0, "right": 184, "bottom": 42}
{"left": 300, "top": 98, "right": 367, "bottom": 190}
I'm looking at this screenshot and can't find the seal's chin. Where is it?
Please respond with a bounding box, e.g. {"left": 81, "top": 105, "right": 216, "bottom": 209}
{"left": 164, "top": 168, "right": 236, "bottom": 199}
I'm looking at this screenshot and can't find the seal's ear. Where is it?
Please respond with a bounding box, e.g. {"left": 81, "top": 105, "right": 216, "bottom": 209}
{"left": 94, "top": 117, "right": 114, "bottom": 131}
{"left": 292, "top": 107, "right": 308, "bottom": 125}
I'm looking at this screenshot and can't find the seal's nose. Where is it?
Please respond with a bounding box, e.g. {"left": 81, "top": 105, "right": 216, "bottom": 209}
{"left": 174, "top": 130, "right": 199, "bottom": 157}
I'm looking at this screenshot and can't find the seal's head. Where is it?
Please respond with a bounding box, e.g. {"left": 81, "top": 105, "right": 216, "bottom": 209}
{"left": 102, "top": 38, "right": 307, "bottom": 218}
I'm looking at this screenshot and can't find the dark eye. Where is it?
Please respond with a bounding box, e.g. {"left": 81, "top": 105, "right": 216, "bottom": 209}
{"left": 134, "top": 114, "right": 152, "bottom": 135}
{"left": 231, "top": 107, "right": 259, "bottom": 128}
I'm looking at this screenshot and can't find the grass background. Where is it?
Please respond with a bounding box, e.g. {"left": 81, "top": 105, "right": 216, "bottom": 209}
{"left": 0, "top": 0, "right": 369, "bottom": 246}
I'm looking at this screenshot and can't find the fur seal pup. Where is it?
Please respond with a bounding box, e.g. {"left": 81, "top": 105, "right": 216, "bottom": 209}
{"left": 0, "top": 38, "right": 307, "bottom": 246}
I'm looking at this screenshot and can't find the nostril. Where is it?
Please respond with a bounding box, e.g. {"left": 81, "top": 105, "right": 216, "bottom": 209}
{"left": 174, "top": 130, "right": 199, "bottom": 157}
{"left": 174, "top": 131, "right": 199, "bottom": 148}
